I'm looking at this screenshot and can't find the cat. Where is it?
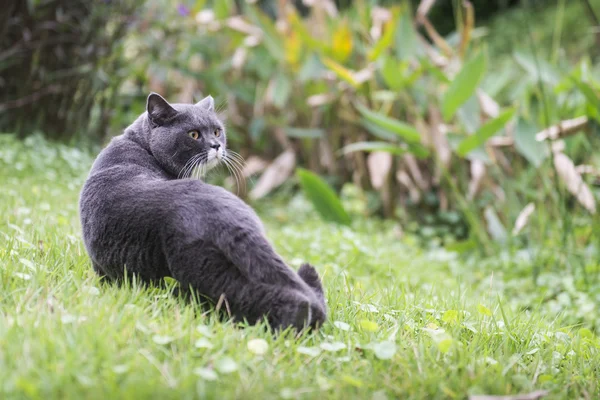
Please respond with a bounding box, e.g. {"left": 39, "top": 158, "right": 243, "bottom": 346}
{"left": 79, "top": 93, "right": 326, "bottom": 331}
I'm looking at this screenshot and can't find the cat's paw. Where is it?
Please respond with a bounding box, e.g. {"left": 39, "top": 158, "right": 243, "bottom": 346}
{"left": 270, "top": 291, "right": 325, "bottom": 332}
{"left": 293, "top": 300, "right": 326, "bottom": 331}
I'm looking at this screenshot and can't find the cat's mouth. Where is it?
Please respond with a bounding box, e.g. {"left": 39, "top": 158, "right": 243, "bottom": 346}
{"left": 205, "top": 148, "right": 224, "bottom": 170}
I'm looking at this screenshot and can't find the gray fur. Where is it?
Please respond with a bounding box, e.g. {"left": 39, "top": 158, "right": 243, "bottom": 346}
{"left": 79, "top": 93, "right": 326, "bottom": 331}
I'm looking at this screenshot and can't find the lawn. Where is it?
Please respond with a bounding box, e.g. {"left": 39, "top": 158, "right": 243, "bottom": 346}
{"left": 1, "top": 134, "right": 599, "bottom": 399}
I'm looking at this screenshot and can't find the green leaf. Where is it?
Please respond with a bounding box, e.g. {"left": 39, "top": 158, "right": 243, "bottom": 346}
{"left": 395, "top": 11, "right": 421, "bottom": 60}
{"left": 572, "top": 77, "right": 600, "bottom": 112}
{"left": 359, "top": 319, "right": 379, "bottom": 332}
{"left": 194, "top": 367, "right": 218, "bottom": 381}
{"left": 297, "top": 346, "right": 321, "bottom": 357}
{"left": 215, "top": 357, "right": 238, "bottom": 374}
{"left": 442, "top": 310, "right": 458, "bottom": 324}
{"left": 456, "top": 108, "right": 515, "bottom": 157}
{"left": 369, "top": 13, "right": 399, "bottom": 61}
{"left": 341, "top": 141, "right": 406, "bottom": 156}
{"left": 407, "top": 142, "right": 431, "bottom": 159}
{"left": 331, "top": 21, "right": 353, "bottom": 62}
{"left": 421, "top": 57, "right": 450, "bottom": 84}
{"left": 272, "top": 73, "right": 291, "bottom": 109}
{"left": 213, "top": 0, "right": 232, "bottom": 19}
{"left": 514, "top": 119, "right": 548, "bottom": 168}
{"left": 579, "top": 328, "right": 594, "bottom": 339}
{"left": 381, "top": 57, "right": 407, "bottom": 90}
{"left": 333, "top": 321, "right": 351, "bottom": 331}
{"left": 437, "top": 338, "right": 453, "bottom": 354}
{"left": 322, "top": 57, "right": 359, "bottom": 87}
{"left": 442, "top": 51, "right": 487, "bottom": 121}
{"left": 513, "top": 51, "right": 560, "bottom": 85}
{"left": 455, "top": 95, "right": 480, "bottom": 134}
{"left": 320, "top": 342, "right": 346, "bottom": 352}
{"left": 152, "top": 335, "right": 174, "bottom": 345}
{"left": 355, "top": 103, "right": 421, "bottom": 143}
{"left": 194, "top": 337, "right": 214, "bottom": 349}
{"left": 247, "top": 338, "right": 269, "bottom": 355}
{"left": 372, "top": 341, "right": 397, "bottom": 360}
{"left": 296, "top": 168, "right": 351, "bottom": 226}
{"left": 445, "top": 237, "right": 477, "bottom": 253}
{"left": 361, "top": 119, "right": 400, "bottom": 141}
{"left": 288, "top": 10, "right": 328, "bottom": 53}
{"left": 342, "top": 375, "right": 364, "bottom": 388}
{"left": 477, "top": 304, "right": 493, "bottom": 316}
{"left": 246, "top": 7, "right": 285, "bottom": 61}
{"left": 484, "top": 207, "right": 508, "bottom": 243}
{"left": 283, "top": 127, "right": 324, "bottom": 139}
{"left": 196, "top": 325, "right": 214, "bottom": 337}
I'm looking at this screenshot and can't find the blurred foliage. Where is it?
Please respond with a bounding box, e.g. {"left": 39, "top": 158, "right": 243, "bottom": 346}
{"left": 2, "top": 0, "right": 600, "bottom": 248}
{"left": 115, "top": 0, "right": 600, "bottom": 248}
{"left": 0, "top": 0, "right": 136, "bottom": 141}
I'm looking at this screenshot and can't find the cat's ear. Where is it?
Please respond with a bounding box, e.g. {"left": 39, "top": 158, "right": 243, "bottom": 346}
{"left": 195, "top": 95, "right": 215, "bottom": 112}
{"left": 147, "top": 93, "right": 178, "bottom": 125}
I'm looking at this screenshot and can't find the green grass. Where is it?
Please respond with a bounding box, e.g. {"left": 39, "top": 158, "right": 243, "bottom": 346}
{"left": 485, "top": 0, "right": 600, "bottom": 62}
{"left": 1, "top": 134, "right": 599, "bottom": 399}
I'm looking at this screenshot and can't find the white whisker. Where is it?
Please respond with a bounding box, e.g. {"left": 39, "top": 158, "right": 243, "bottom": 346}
{"left": 223, "top": 154, "right": 246, "bottom": 195}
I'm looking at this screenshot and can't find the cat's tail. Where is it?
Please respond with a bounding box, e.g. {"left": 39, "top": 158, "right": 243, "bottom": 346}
{"left": 298, "top": 263, "right": 325, "bottom": 305}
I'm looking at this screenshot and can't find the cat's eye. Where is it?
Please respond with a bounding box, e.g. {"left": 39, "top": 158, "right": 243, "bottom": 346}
{"left": 188, "top": 130, "right": 199, "bottom": 140}
{"left": 214, "top": 129, "right": 221, "bottom": 137}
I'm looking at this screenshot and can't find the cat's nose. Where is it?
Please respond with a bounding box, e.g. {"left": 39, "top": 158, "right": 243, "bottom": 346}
{"left": 210, "top": 143, "right": 220, "bottom": 150}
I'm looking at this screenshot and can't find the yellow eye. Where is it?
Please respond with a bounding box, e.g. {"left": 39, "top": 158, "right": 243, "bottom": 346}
{"left": 214, "top": 129, "right": 220, "bottom": 137}
{"left": 188, "top": 130, "right": 199, "bottom": 140}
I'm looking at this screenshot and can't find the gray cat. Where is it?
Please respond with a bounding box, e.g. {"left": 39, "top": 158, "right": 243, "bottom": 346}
{"left": 79, "top": 93, "right": 326, "bottom": 331}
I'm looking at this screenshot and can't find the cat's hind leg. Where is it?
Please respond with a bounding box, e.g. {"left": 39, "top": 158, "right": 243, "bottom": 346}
{"left": 166, "top": 241, "right": 324, "bottom": 331}
{"left": 92, "top": 261, "right": 115, "bottom": 283}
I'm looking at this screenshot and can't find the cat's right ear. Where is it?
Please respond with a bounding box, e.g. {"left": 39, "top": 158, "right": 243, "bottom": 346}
{"left": 195, "top": 95, "right": 215, "bottom": 112}
{"left": 147, "top": 93, "right": 178, "bottom": 126}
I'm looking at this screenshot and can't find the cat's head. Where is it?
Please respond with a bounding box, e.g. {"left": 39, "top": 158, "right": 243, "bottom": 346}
{"left": 145, "top": 92, "right": 226, "bottom": 178}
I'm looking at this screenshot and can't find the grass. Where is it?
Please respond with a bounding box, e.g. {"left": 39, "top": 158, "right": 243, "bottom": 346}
{"left": 485, "top": 0, "right": 600, "bottom": 62}
{"left": 1, "top": 134, "right": 599, "bottom": 399}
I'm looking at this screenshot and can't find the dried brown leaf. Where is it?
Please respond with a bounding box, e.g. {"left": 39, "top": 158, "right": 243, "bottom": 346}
{"left": 512, "top": 203, "right": 535, "bottom": 235}
{"left": 416, "top": 0, "right": 436, "bottom": 22}
{"left": 477, "top": 89, "right": 500, "bottom": 118}
{"left": 467, "top": 160, "right": 485, "bottom": 201}
{"left": 226, "top": 16, "right": 262, "bottom": 36}
{"left": 367, "top": 151, "right": 393, "bottom": 190}
{"left": 576, "top": 164, "right": 600, "bottom": 176}
{"left": 231, "top": 47, "right": 248, "bottom": 70}
{"left": 405, "top": 155, "right": 429, "bottom": 191}
{"left": 554, "top": 152, "right": 596, "bottom": 214}
{"left": 551, "top": 140, "right": 565, "bottom": 153}
{"left": 353, "top": 65, "right": 375, "bottom": 85}
{"left": 242, "top": 156, "right": 268, "bottom": 178}
{"left": 421, "top": 18, "right": 454, "bottom": 57}
{"left": 319, "top": 139, "right": 337, "bottom": 174}
{"left": 488, "top": 137, "right": 513, "bottom": 147}
{"left": 459, "top": 1, "right": 474, "bottom": 58}
{"left": 307, "top": 94, "right": 335, "bottom": 107}
{"left": 370, "top": 7, "right": 392, "bottom": 40}
{"left": 249, "top": 150, "right": 296, "bottom": 200}
{"left": 396, "top": 170, "right": 420, "bottom": 203}
{"left": 428, "top": 106, "right": 451, "bottom": 182}
{"left": 416, "top": 33, "right": 449, "bottom": 67}
{"left": 535, "top": 116, "right": 588, "bottom": 141}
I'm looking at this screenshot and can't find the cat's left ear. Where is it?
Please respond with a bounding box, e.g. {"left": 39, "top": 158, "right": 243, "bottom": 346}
{"left": 147, "top": 93, "right": 178, "bottom": 126}
{"left": 196, "top": 95, "right": 215, "bottom": 112}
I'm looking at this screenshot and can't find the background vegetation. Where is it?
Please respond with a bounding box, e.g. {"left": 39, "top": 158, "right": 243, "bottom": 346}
{"left": 2, "top": 0, "right": 600, "bottom": 398}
